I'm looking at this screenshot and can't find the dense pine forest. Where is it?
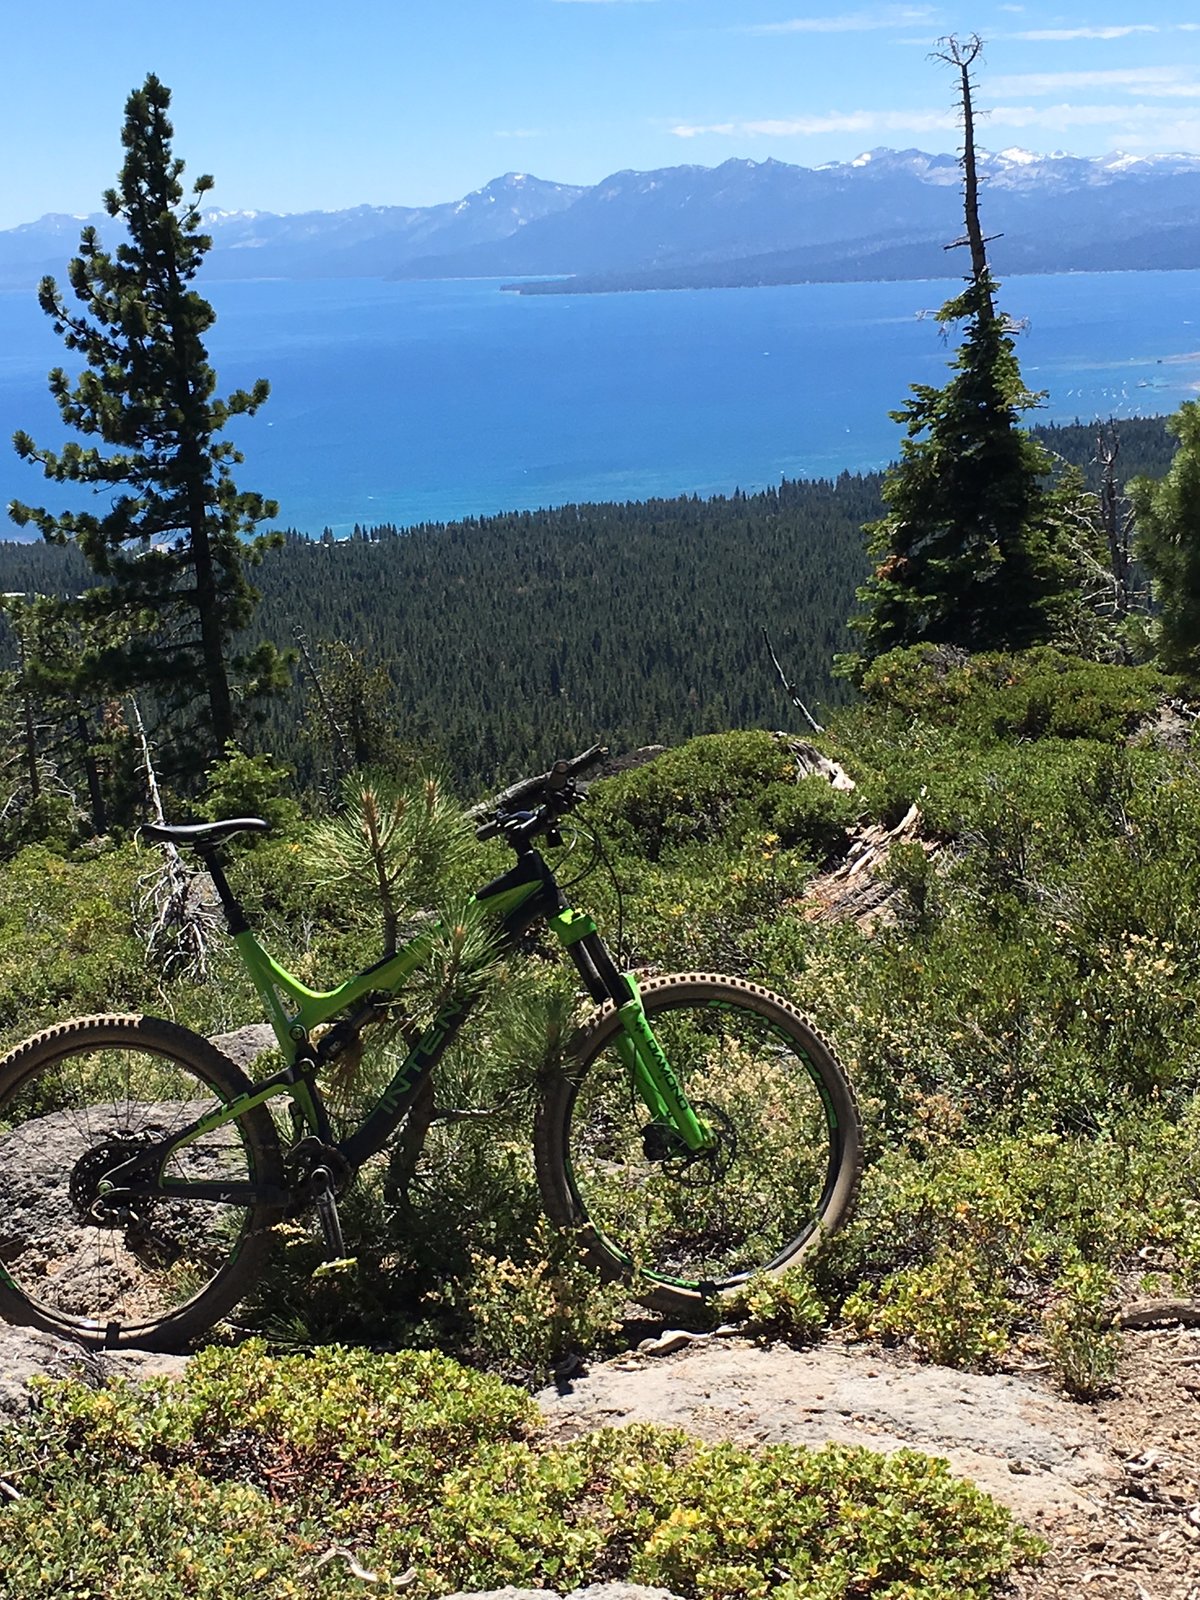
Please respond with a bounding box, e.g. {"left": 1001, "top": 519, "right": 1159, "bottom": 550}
{"left": 0, "top": 417, "right": 1173, "bottom": 788}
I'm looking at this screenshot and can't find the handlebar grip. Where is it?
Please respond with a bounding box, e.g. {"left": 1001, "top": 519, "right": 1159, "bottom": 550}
{"left": 471, "top": 743, "right": 609, "bottom": 837}
{"left": 551, "top": 743, "right": 608, "bottom": 787}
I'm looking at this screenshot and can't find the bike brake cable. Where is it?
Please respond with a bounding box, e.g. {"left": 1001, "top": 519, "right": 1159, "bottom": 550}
{"left": 586, "top": 820, "right": 630, "bottom": 969}
{"left": 554, "top": 820, "right": 599, "bottom": 891}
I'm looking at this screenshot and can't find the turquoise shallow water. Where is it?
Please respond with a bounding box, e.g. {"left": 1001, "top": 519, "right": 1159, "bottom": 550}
{"left": 1, "top": 270, "right": 1198, "bottom": 536}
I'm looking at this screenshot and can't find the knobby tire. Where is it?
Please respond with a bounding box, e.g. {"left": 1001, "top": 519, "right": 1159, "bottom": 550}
{"left": 535, "top": 973, "right": 862, "bottom": 1316}
{"left": 0, "top": 1015, "right": 285, "bottom": 1351}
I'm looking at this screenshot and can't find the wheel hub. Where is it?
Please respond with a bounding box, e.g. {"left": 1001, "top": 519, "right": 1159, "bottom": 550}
{"left": 641, "top": 1102, "right": 736, "bottom": 1186}
{"left": 69, "top": 1139, "right": 153, "bottom": 1227}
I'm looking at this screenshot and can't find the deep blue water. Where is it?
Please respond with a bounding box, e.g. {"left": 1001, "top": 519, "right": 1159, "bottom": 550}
{"left": 1, "top": 271, "right": 1198, "bottom": 536}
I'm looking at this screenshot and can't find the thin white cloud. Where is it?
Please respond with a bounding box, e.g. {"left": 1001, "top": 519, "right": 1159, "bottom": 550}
{"left": 1120, "top": 115, "right": 1200, "bottom": 148}
{"left": 745, "top": 6, "right": 935, "bottom": 36}
{"left": 673, "top": 108, "right": 958, "bottom": 138}
{"left": 1010, "top": 25, "right": 1158, "bottom": 41}
{"left": 990, "top": 101, "right": 1200, "bottom": 128}
{"left": 990, "top": 67, "right": 1200, "bottom": 97}
{"left": 672, "top": 96, "right": 1200, "bottom": 144}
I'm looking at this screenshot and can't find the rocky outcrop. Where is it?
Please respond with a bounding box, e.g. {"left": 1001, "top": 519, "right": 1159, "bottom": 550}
{"left": 0, "top": 1325, "right": 187, "bottom": 1424}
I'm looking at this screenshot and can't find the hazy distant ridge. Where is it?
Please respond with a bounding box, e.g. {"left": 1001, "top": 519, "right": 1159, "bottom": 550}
{"left": 4, "top": 148, "right": 1199, "bottom": 291}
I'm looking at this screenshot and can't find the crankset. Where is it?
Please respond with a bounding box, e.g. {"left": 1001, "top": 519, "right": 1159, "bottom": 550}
{"left": 285, "top": 1137, "right": 353, "bottom": 1260}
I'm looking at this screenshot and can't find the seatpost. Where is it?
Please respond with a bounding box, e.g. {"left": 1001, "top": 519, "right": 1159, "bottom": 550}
{"left": 196, "top": 848, "right": 250, "bottom": 935}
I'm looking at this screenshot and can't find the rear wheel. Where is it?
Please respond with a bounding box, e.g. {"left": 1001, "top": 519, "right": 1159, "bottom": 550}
{"left": 0, "top": 1015, "right": 285, "bottom": 1350}
{"left": 535, "top": 973, "right": 861, "bottom": 1316}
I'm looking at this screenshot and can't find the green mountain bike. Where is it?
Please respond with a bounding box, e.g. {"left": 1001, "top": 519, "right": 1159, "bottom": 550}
{"left": 0, "top": 748, "right": 862, "bottom": 1350}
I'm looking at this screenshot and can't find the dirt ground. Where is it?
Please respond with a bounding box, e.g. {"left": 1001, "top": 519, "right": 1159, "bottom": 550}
{"left": 537, "top": 1326, "right": 1200, "bottom": 1600}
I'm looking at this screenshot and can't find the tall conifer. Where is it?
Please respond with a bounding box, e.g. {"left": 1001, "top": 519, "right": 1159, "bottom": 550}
{"left": 845, "top": 37, "right": 1074, "bottom": 672}
{"left": 1130, "top": 400, "right": 1200, "bottom": 681}
{"left": 9, "top": 74, "right": 286, "bottom": 762}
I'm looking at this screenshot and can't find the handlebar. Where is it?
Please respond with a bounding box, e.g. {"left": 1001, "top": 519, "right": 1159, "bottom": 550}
{"left": 472, "top": 744, "right": 609, "bottom": 842}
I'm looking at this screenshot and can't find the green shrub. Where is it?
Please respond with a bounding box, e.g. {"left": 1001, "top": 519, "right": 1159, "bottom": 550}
{"left": 586, "top": 730, "right": 856, "bottom": 868}
{"left": 1043, "top": 1259, "right": 1119, "bottom": 1400}
{"left": 586, "top": 730, "right": 795, "bottom": 858}
{"left": 859, "top": 644, "right": 1171, "bottom": 745}
{"left": 0, "top": 1344, "right": 1042, "bottom": 1599}
{"left": 611, "top": 836, "right": 819, "bottom": 971}
{"left": 0, "top": 843, "right": 147, "bottom": 1039}
{"left": 818, "top": 1115, "right": 1200, "bottom": 1369}
{"left": 0, "top": 788, "right": 82, "bottom": 860}
{"left": 842, "top": 1247, "right": 1017, "bottom": 1368}
{"left": 453, "top": 1220, "right": 626, "bottom": 1377}
{"left": 726, "top": 1265, "right": 828, "bottom": 1345}
{"left": 767, "top": 777, "right": 857, "bottom": 857}
{"left": 199, "top": 742, "right": 302, "bottom": 835}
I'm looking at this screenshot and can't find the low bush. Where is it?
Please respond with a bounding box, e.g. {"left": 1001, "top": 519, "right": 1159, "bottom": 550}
{"left": 586, "top": 730, "right": 856, "bottom": 864}
{"left": 0, "top": 1343, "right": 1042, "bottom": 1599}
{"left": 450, "top": 1220, "right": 627, "bottom": 1377}
{"left": 726, "top": 1265, "right": 828, "bottom": 1345}
{"left": 817, "top": 1115, "right": 1200, "bottom": 1373}
{"left": 585, "top": 730, "right": 796, "bottom": 858}
{"left": 1043, "top": 1259, "right": 1119, "bottom": 1400}
{"left": 841, "top": 1248, "right": 1018, "bottom": 1368}
{"left": 859, "top": 644, "right": 1171, "bottom": 745}
{"left": 0, "top": 844, "right": 147, "bottom": 1040}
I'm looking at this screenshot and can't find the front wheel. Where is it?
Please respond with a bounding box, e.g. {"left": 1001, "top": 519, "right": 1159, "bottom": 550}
{"left": 535, "top": 974, "right": 862, "bottom": 1317}
{"left": 0, "top": 1015, "right": 286, "bottom": 1350}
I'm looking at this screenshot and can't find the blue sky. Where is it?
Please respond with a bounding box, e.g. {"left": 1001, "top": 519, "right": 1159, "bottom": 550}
{"left": 5, "top": 1, "right": 1200, "bottom": 228}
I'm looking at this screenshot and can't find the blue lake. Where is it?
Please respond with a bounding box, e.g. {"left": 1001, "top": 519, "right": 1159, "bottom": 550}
{"left": 1, "top": 270, "right": 1198, "bottom": 536}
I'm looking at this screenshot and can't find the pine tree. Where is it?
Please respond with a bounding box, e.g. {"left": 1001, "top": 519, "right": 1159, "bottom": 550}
{"left": 8, "top": 74, "right": 287, "bottom": 765}
{"left": 0, "top": 594, "right": 145, "bottom": 841}
{"left": 844, "top": 37, "right": 1074, "bottom": 673}
{"left": 1130, "top": 400, "right": 1200, "bottom": 681}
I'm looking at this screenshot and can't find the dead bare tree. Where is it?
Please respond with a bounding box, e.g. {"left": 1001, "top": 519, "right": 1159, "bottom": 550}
{"left": 293, "top": 624, "right": 351, "bottom": 781}
{"left": 131, "top": 698, "right": 220, "bottom": 978}
{"left": 762, "top": 627, "right": 824, "bottom": 734}
{"left": 934, "top": 33, "right": 1002, "bottom": 308}
{"left": 11, "top": 624, "right": 40, "bottom": 805}
{"left": 1095, "top": 422, "right": 1137, "bottom": 626}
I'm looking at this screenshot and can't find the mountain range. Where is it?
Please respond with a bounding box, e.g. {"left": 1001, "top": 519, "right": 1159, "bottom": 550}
{"left": 4, "top": 148, "right": 1199, "bottom": 294}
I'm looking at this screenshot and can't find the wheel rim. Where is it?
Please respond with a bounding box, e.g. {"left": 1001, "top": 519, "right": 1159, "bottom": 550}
{"left": 564, "top": 995, "right": 841, "bottom": 1293}
{"left": 0, "top": 1040, "right": 262, "bottom": 1338}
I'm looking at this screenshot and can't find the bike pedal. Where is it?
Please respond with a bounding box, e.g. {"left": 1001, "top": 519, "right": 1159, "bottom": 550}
{"left": 311, "top": 1167, "right": 347, "bottom": 1260}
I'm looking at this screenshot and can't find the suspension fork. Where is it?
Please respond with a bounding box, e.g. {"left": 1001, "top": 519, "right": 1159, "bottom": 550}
{"left": 550, "top": 910, "right": 714, "bottom": 1153}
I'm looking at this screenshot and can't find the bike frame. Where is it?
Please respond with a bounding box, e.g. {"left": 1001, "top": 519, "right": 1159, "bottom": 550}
{"left": 140, "top": 834, "right": 713, "bottom": 1207}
